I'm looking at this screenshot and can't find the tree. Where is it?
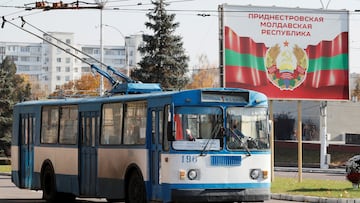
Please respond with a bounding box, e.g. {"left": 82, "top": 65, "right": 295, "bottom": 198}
{"left": 0, "top": 56, "right": 31, "bottom": 150}
{"left": 19, "top": 74, "right": 49, "bottom": 100}
{"left": 49, "top": 74, "right": 111, "bottom": 97}
{"left": 186, "top": 55, "right": 220, "bottom": 89}
{"left": 186, "top": 68, "right": 219, "bottom": 89}
{"left": 132, "top": 0, "right": 189, "bottom": 90}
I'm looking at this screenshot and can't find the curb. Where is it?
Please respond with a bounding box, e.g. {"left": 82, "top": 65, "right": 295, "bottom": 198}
{"left": 272, "top": 193, "right": 360, "bottom": 203}
{"left": 274, "top": 167, "right": 346, "bottom": 174}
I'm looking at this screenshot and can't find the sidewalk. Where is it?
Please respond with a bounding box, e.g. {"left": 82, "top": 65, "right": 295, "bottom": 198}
{"left": 275, "top": 166, "right": 346, "bottom": 174}
{"left": 272, "top": 167, "right": 360, "bottom": 203}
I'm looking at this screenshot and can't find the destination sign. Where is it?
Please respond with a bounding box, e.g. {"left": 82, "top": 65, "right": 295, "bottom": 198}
{"left": 201, "top": 91, "right": 249, "bottom": 103}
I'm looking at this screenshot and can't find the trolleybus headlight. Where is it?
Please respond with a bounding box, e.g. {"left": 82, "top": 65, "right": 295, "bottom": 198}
{"left": 187, "top": 169, "right": 198, "bottom": 180}
{"left": 250, "top": 169, "right": 261, "bottom": 180}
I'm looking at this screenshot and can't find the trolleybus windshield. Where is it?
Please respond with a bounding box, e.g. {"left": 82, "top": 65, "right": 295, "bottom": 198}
{"left": 226, "top": 107, "right": 269, "bottom": 151}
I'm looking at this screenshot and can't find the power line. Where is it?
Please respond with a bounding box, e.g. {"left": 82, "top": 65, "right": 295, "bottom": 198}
{"left": 2, "top": 16, "right": 92, "bottom": 65}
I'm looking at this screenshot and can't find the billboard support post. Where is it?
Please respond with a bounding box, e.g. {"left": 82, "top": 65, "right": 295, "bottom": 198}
{"left": 320, "top": 101, "right": 328, "bottom": 169}
{"left": 269, "top": 100, "right": 274, "bottom": 181}
{"left": 297, "top": 100, "right": 303, "bottom": 182}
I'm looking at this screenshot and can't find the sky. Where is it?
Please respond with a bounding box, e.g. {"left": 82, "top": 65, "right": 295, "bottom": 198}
{"left": 1, "top": 0, "right": 360, "bottom": 71}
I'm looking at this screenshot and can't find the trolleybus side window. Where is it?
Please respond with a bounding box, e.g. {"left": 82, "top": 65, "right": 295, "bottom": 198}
{"left": 101, "top": 103, "right": 123, "bottom": 145}
{"left": 159, "top": 110, "right": 164, "bottom": 145}
{"left": 163, "top": 105, "right": 170, "bottom": 151}
{"left": 21, "top": 114, "right": 35, "bottom": 145}
{"left": 41, "top": 106, "right": 59, "bottom": 144}
{"left": 123, "top": 101, "right": 147, "bottom": 145}
{"left": 59, "top": 105, "right": 78, "bottom": 145}
{"left": 151, "top": 110, "right": 164, "bottom": 145}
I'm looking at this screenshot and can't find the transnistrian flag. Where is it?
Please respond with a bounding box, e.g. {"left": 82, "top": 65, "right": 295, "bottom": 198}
{"left": 222, "top": 5, "right": 349, "bottom": 100}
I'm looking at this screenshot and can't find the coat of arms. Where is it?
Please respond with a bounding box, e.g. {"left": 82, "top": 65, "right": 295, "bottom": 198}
{"left": 265, "top": 41, "right": 308, "bottom": 90}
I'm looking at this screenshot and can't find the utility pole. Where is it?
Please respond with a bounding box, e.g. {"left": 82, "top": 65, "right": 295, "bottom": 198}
{"left": 95, "top": 0, "right": 108, "bottom": 96}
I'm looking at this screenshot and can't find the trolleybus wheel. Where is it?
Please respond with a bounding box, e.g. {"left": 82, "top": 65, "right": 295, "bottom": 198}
{"left": 41, "top": 165, "right": 58, "bottom": 202}
{"left": 126, "top": 171, "right": 146, "bottom": 203}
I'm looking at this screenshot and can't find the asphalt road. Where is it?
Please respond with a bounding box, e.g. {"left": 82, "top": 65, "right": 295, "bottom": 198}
{"left": 1, "top": 170, "right": 346, "bottom": 203}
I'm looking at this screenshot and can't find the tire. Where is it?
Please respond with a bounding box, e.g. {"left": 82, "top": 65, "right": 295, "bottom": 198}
{"left": 41, "top": 165, "right": 58, "bottom": 202}
{"left": 126, "top": 171, "right": 146, "bottom": 203}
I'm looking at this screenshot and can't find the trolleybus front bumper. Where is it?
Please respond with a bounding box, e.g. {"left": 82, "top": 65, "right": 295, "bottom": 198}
{"left": 171, "top": 188, "right": 270, "bottom": 202}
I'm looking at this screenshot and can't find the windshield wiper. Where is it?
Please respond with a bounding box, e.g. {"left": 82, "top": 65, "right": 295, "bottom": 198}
{"left": 229, "top": 128, "right": 251, "bottom": 156}
{"left": 200, "top": 120, "right": 223, "bottom": 156}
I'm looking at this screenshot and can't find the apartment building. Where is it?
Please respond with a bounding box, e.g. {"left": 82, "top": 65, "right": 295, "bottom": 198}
{"left": 0, "top": 32, "right": 143, "bottom": 93}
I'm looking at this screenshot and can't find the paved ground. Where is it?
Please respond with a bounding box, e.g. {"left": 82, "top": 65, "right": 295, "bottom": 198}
{"left": 1, "top": 167, "right": 358, "bottom": 203}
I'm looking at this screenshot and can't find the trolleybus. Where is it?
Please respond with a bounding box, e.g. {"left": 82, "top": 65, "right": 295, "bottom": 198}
{"left": 11, "top": 85, "right": 271, "bottom": 203}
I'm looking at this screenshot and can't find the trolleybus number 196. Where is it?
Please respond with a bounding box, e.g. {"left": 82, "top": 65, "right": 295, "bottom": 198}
{"left": 181, "top": 155, "right": 198, "bottom": 163}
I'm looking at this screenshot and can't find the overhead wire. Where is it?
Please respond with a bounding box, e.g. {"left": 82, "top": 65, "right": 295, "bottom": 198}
{"left": 29, "top": 19, "right": 106, "bottom": 65}
{"left": 2, "top": 16, "right": 94, "bottom": 66}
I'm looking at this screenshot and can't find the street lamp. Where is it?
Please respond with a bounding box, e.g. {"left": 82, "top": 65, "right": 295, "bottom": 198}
{"left": 103, "top": 24, "right": 129, "bottom": 77}
{"left": 95, "top": 0, "right": 107, "bottom": 96}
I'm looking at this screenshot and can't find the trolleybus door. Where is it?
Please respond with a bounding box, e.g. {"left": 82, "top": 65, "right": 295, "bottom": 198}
{"left": 79, "top": 111, "right": 99, "bottom": 196}
{"left": 19, "top": 114, "right": 35, "bottom": 189}
{"left": 150, "top": 109, "right": 162, "bottom": 199}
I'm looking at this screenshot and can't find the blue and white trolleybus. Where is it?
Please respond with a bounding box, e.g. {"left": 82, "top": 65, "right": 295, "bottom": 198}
{"left": 11, "top": 83, "right": 271, "bottom": 202}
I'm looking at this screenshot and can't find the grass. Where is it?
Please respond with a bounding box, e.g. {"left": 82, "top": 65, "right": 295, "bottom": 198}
{"left": 0, "top": 165, "right": 11, "bottom": 173}
{"left": 272, "top": 177, "right": 360, "bottom": 198}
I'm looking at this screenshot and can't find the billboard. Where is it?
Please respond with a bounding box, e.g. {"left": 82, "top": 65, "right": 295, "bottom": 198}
{"left": 220, "top": 5, "right": 349, "bottom": 100}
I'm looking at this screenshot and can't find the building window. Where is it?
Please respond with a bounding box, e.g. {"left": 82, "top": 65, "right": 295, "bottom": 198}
{"left": 56, "top": 66, "right": 61, "bottom": 72}
{"left": 56, "top": 76, "right": 61, "bottom": 81}
{"left": 11, "top": 56, "right": 18, "bottom": 61}
{"left": 56, "top": 58, "right": 61, "bottom": 63}
{"left": 65, "top": 76, "right": 70, "bottom": 81}
{"left": 20, "top": 56, "right": 29, "bottom": 62}
{"left": 82, "top": 66, "right": 90, "bottom": 72}
{"left": 20, "top": 46, "right": 30, "bottom": 52}
{"left": 65, "top": 67, "right": 70, "bottom": 72}
{"left": 0, "top": 47, "right": 5, "bottom": 55}
{"left": 66, "top": 58, "right": 70, "bottom": 63}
